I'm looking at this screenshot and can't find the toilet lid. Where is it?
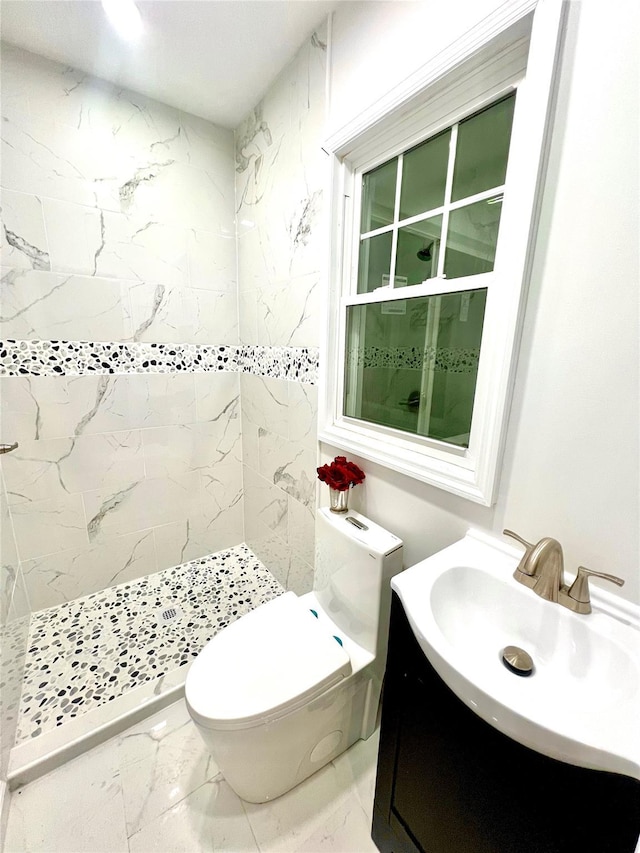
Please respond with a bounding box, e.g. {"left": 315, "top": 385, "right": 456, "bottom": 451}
{"left": 185, "top": 592, "right": 352, "bottom": 729}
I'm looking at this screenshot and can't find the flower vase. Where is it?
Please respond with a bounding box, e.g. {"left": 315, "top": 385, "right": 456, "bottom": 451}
{"left": 329, "top": 487, "right": 349, "bottom": 513}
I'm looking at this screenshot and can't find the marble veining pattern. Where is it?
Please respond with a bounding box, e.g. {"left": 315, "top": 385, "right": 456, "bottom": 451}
{"left": 234, "top": 26, "right": 326, "bottom": 595}
{"left": 0, "top": 191, "right": 51, "bottom": 271}
{"left": 5, "top": 698, "right": 380, "bottom": 853}
{"left": 235, "top": 25, "right": 328, "bottom": 351}
{"left": 0, "top": 339, "right": 319, "bottom": 383}
{"left": 17, "top": 544, "right": 283, "bottom": 743}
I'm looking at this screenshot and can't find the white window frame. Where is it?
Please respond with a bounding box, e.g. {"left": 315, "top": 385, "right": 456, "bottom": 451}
{"left": 319, "top": 0, "right": 566, "bottom": 506}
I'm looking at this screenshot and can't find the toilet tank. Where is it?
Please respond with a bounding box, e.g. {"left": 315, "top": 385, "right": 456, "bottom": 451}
{"left": 314, "top": 509, "right": 403, "bottom": 658}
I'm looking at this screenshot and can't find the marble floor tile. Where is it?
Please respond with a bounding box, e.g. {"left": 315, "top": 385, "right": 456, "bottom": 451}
{"left": 127, "top": 777, "right": 260, "bottom": 853}
{"left": 117, "top": 700, "right": 219, "bottom": 836}
{"left": 242, "top": 760, "right": 353, "bottom": 853}
{"left": 4, "top": 741, "right": 128, "bottom": 853}
{"left": 332, "top": 728, "right": 381, "bottom": 823}
{"left": 5, "top": 695, "right": 383, "bottom": 853}
{"left": 294, "top": 792, "right": 379, "bottom": 853}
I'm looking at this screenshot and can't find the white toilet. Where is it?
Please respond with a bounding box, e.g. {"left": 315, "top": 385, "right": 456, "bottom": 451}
{"left": 185, "top": 507, "right": 403, "bottom": 803}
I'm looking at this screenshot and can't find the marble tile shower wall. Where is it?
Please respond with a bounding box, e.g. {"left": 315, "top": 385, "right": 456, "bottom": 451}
{"left": 0, "top": 372, "right": 243, "bottom": 609}
{"left": 0, "top": 44, "right": 243, "bottom": 612}
{"left": 235, "top": 26, "right": 327, "bottom": 593}
{"left": 0, "top": 45, "right": 237, "bottom": 342}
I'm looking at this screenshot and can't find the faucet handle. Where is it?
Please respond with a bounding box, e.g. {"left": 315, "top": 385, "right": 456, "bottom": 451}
{"left": 566, "top": 566, "right": 625, "bottom": 614}
{"left": 503, "top": 529, "right": 534, "bottom": 550}
{"left": 503, "top": 529, "right": 536, "bottom": 576}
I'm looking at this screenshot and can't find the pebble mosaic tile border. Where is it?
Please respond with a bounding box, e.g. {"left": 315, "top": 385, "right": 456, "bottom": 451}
{"left": 238, "top": 344, "right": 319, "bottom": 384}
{"left": 0, "top": 340, "right": 319, "bottom": 384}
{"left": 17, "top": 544, "right": 284, "bottom": 743}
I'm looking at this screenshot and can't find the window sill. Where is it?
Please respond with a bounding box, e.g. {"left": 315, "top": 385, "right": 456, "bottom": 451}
{"left": 319, "top": 419, "right": 493, "bottom": 506}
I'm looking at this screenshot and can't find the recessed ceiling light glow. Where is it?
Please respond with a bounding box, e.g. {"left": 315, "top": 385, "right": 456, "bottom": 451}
{"left": 101, "top": 0, "right": 143, "bottom": 41}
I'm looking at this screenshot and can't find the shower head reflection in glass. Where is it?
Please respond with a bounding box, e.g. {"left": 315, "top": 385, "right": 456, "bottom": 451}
{"left": 417, "top": 242, "right": 434, "bottom": 262}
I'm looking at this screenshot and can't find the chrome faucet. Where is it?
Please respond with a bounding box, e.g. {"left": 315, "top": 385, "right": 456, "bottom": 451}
{"left": 502, "top": 530, "right": 625, "bottom": 614}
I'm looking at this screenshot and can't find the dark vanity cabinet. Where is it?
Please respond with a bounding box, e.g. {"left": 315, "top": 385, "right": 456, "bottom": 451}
{"left": 372, "top": 593, "right": 640, "bottom": 853}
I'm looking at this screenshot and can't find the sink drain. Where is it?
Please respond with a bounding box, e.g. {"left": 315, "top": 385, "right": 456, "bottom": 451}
{"left": 501, "top": 645, "right": 534, "bottom": 677}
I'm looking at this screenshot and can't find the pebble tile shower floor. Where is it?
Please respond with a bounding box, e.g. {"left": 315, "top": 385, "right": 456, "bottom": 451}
{"left": 18, "top": 545, "right": 284, "bottom": 743}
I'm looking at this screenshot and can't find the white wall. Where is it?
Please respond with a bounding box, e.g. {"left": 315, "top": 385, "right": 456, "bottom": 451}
{"left": 323, "top": 0, "right": 639, "bottom": 603}
{"left": 328, "top": 0, "right": 501, "bottom": 135}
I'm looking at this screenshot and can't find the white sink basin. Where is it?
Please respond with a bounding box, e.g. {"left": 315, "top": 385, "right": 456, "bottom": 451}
{"left": 392, "top": 529, "right": 640, "bottom": 780}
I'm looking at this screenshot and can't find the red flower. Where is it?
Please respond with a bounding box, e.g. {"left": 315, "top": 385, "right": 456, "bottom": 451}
{"left": 317, "top": 456, "right": 365, "bottom": 491}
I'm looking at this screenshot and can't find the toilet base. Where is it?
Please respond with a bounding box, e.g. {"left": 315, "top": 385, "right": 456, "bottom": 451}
{"left": 192, "top": 671, "right": 376, "bottom": 803}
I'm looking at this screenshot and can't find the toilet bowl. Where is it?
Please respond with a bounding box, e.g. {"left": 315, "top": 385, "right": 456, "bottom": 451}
{"left": 185, "top": 508, "right": 403, "bottom": 803}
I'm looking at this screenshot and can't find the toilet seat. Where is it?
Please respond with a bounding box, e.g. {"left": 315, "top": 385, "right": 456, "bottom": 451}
{"left": 185, "top": 592, "right": 352, "bottom": 730}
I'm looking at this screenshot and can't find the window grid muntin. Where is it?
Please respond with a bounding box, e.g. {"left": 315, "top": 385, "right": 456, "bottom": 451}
{"left": 359, "top": 184, "right": 507, "bottom": 242}
{"left": 437, "top": 122, "right": 459, "bottom": 278}
{"left": 355, "top": 93, "right": 515, "bottom": 296}
{"left": 388, "top": 153, "right": 404, "bottom": 288}
{"left": 346, "top": 84, "right": 521, "bottom": 306}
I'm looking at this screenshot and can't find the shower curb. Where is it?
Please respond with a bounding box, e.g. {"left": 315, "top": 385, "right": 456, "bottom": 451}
{"left": 7, "top": 662, "right": 190, "bottom": 790}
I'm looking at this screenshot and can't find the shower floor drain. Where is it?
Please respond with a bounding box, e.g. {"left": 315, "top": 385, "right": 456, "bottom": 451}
{"left": 156, "top": 605, "right": 183, "bottom": 624}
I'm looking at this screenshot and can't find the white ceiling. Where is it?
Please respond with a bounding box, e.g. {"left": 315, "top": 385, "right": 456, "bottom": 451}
{"left": 0, "top": 0, "right": 337, "bottom": 128}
